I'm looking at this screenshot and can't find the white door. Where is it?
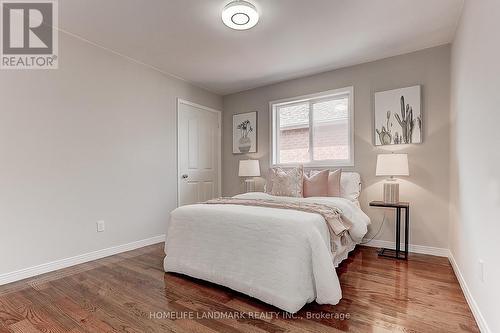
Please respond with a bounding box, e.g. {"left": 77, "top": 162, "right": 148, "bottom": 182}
{"left": 178, "top": 99, "right": 221, "bottom": 206}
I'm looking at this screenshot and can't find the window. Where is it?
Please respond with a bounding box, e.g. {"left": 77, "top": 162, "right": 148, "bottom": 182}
{"left": 270, "top": 87, "right": 354, "bottom": 167}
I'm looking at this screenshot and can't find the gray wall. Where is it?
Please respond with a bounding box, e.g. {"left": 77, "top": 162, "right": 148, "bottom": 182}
{"left": 450, "top": 0, "right": 500, "bottom": 331}
{"left": 223, "top": 45, "right": 451, "bottom": 249}
{"left": 0, "top": 33, "right": 222, "bottom": 275}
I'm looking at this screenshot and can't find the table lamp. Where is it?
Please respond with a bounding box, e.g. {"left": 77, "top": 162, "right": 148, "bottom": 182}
{"left": 239, "top": 159, "right": 260, "bottom": 192}
{"left": 376, "top": 153, "right": 409, "bottom": 204}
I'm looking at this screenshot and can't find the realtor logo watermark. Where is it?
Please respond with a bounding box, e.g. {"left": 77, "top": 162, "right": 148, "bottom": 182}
{"left": 1, "top": 0, "right": 58, "bottom": 69}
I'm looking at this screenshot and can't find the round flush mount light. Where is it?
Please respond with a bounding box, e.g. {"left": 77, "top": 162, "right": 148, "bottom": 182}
{"left": 222, "top": 0, "right": 259, "bottom": 30}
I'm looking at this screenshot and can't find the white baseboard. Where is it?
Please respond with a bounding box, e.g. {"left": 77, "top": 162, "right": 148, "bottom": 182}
{"left": 362, "top": 239, "right": 450, "bottom": 257}
{"left": 448, "top": 253, "right": 490, "bottom": 333}
{"left": 0, "top": 235, "right": 166, "bottom": 286}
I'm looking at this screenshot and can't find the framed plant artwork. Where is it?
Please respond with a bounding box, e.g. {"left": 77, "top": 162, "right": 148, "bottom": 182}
{"left": 374, "top": 85, "right": 422, "bottom": 146}
{"left": 232, "top": 111, "right": 257, "bottom": 154}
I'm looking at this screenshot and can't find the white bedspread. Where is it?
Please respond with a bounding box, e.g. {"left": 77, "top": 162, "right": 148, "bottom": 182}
{"left": 164, "top": 192, "right": 370, "bottom": 313}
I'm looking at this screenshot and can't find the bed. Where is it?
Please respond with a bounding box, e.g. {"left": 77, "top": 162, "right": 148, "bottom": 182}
{"left": 164, "top": 172, "right": 370, "bottom": 313}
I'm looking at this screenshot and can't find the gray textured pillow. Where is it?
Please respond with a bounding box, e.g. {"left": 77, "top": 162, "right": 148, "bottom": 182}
{"left": 266, "top": 166, "right": 304, "bottom": 197}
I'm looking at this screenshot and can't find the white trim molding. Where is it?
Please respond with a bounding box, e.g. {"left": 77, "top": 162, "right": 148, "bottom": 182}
{"left": 0, "top": 235, "right": 165, "bottom": 286}
{"left": 362, "top": 239, "right": 450, "bottom": 257}
{"left": 448, "top": 253, "right": 491, "bottom": 333}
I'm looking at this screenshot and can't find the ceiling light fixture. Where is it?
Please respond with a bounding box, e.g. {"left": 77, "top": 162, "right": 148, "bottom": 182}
{"left": 222, "top": 1, "right": 259, "bottom": 30}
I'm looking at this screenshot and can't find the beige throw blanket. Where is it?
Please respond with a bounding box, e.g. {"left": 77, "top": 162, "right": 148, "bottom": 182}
{"left": 205, "top": 198, "right": 353, "bottom": 251}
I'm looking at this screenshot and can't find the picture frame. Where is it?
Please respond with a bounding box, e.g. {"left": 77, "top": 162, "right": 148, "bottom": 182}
{"left": 232, "top": 111, "right": 257, "bottom": 154}
{"left": 374, "top": 85, "right": 422, "bottom": 146}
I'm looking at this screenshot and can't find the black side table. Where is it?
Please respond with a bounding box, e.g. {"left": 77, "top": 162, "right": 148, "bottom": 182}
{"left": 369, "top": 201, "right": 410, "bottom": 260}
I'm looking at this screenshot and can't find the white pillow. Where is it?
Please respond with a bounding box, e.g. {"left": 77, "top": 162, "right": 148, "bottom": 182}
{"left": 340, "top": 172, "right": 361, "bottom": 202}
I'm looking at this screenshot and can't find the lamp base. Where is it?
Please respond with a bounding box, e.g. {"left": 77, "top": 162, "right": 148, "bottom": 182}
{"left": 383, "top": 181, "right": 399, "bottom": 204}
{"left": 244, "top": 179, "right": 256, "bottom": 193}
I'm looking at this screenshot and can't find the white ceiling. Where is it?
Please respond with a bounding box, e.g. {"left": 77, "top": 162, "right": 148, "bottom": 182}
{"left": 59, "top": 0, "right": 463, "bottom": 95}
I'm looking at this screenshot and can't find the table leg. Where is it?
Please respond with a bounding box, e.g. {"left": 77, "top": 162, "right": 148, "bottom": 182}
{"left": 396, "top": 208, "right": 401, "bottom": 258}
{"left": 405, "top": 207, "right": 409, "bottom": 259}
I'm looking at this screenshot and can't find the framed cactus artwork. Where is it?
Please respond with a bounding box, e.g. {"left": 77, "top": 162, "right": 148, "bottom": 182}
{"left": 374, "top": 85, "right": 422, "bottom": 146}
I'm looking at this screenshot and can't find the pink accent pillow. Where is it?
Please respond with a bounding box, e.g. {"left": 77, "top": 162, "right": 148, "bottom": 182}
{"left": 303, "top": 169, "right": 329, "bottom": 197}
{"left": 327, "top": 169, "right": 342, "bottom": 197}
{"left": 309, "top": 169, "right": 342, "bottom": 197}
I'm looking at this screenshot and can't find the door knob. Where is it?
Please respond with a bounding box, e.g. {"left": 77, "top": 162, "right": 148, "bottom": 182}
{"left": 182, "top": 174, "right": 188, "bottom": 179}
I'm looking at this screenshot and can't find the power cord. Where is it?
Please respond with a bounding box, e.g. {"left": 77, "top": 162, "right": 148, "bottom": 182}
{"left": 359, "top": 212, "right": 387, "bottom": 245}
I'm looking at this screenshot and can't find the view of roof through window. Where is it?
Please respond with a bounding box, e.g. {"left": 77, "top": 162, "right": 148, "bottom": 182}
{"left": 278, "top": 97, "right": 348, "bottom": 129}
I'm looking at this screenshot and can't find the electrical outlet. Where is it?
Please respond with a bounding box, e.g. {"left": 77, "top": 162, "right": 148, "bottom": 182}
{"left": 479, "top": 260, "right": 485, "bottom": 282}
{"left": 97, "top": 220, "right": 105, "bottom": 232}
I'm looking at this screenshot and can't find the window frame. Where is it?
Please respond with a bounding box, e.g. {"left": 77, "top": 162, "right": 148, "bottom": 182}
{"left": 269, "top": 86, "right": 354, "bottom": 168}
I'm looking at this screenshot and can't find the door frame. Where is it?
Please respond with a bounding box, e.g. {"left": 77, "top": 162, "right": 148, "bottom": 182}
{"left": 177, "top": 98, "right": 222, "bottom": 207}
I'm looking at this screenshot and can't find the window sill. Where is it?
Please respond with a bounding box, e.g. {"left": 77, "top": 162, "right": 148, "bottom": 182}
{"left": 271, "top": 161, "right": 354, "bottom": 168}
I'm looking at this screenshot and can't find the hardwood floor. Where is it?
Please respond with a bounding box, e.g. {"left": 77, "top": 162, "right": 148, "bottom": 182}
{"left": 0, "top": 244, "right": 479, "bottom": 333}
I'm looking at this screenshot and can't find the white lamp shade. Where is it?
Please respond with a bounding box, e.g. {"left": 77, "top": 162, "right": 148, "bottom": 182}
{"left": 376, "top": 153, "right": 409, "bottom": 176}
{"left": 239, "top": 159, "right": 260, "bottom": 177}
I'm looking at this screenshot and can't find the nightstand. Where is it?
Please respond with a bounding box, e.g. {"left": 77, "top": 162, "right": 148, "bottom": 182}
{"left": 369, "top": 201, "right": 410, "bottom": 260}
